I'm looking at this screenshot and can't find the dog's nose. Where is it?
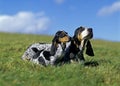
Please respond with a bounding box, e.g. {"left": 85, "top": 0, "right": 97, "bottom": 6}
{"left": 88, "top": 28, "right": 92, "bottom": 32}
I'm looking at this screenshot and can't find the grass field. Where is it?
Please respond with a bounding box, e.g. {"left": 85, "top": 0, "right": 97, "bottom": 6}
{"left": 0, "top": 32, "right": 120, "bottom": 86}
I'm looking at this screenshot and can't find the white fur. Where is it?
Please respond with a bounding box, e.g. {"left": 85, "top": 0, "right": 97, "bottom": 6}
{"left": 81, "top": 28, "right": 89, "bottom": 39}
{"left": 21, "top": 43, "right": 51, "bottom": 60}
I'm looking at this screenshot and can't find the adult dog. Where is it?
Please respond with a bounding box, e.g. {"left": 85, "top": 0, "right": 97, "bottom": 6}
{"left": 63, "top": 26, "right": 94, "bottom": 64}
{"left": 21, "top": 30, "right": 71, "bottom": 66}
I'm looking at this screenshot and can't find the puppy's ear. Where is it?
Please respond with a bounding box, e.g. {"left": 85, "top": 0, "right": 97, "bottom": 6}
{"left": 50, "top": 42, "right": 57, "bottom": 56}
{"left": 50, "top": 33, "right": 59, "bottom": 56}
{"left": 86, "top": 40, "right": 94, "bottom": 56}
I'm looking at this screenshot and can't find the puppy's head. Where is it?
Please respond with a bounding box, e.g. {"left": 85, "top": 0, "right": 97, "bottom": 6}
{"left": 50, "top": 30, "right": 71, "bottom": 56}
{"left": 74, "top": 26, "right": 94, "bottom": 56}
{"left": 74, "top": 26, "right": 93, "bottom": 41}
{"left": 53, "top": 30, "right": 71, "bottom": 43}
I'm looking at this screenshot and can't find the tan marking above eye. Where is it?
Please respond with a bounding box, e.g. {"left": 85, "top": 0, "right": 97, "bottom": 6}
{"left": 59, "top": 36, "right": 69, "bottom": 43}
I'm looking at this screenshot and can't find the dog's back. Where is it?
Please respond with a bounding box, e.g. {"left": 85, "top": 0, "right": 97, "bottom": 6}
{"left": 21, "top": 43, "right": 51, "bottom": 61}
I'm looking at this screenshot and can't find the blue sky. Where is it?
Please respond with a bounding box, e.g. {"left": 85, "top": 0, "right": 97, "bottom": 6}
{"left": 0, "top": 0, "right": 120, "bottom": 41}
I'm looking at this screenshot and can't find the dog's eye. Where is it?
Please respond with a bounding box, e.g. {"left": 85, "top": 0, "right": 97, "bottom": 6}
{"left": 60, "top": 34, "right": 65, "bottom": 37}
{"left": 60, "top": 33, "right": 68, "bottom": 37}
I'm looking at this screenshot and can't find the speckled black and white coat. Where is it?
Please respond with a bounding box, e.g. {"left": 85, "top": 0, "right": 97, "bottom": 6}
{"left": 21, "top": 43, "right": 51, "bottom": 61}
{"left": 21, "top": 31, "right": 71, "bottom": 66}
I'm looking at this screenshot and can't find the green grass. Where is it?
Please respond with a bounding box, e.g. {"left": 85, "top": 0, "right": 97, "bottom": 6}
{"left": 0, "top": 32, "right": 120, "bottom": 86}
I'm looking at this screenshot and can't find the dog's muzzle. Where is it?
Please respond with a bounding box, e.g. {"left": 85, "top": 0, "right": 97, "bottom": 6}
{"left": 88, "top": 28, "right": 93, "bottom": 38}
{"left": 84, "top": 28, "right": 93, "bottom": 40}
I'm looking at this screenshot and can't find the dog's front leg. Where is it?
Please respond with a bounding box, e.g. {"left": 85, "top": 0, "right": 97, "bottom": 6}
{"left": 79, "top": 40, "right": 87, "bottom": 51}
{"left": 76, "top": 51, "right": 85, "bottom": 64}
{"left": 77, "top": 40, "right": 87, "bottom": 64}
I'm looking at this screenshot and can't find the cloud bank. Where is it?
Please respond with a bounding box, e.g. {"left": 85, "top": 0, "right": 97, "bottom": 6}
{"left": 98, "top": 1, "right": 120, "bottom": 16}
{"left": 0, "top": 11, "right": 50, "bottom": 34}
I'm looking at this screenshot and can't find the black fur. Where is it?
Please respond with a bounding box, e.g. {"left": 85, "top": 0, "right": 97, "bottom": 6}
{"left": 50, "top": 42, "right": 57, "bottom": 56}
{"left": 63, "top": 26, "right": 94, "bottom": 63}
{"left": 38, "top": 56, "right": 46, "bottom": 66}
{"left": 33, "top": 49, "right": 44, "bottom": 59}
{"left": 86, "top": 40, "right": 94, "bottom": 56}
{"left": 50, "top": 31, "right": 69, "bottom": 56}
{"left": 63, "top": 38, "right": 83, "bottom": 63}
{"left": 50, "top": 31, "right": 62, "bottom": 56}
{"left": 31, "top": 47, "right": 39, "bottom": 53}
{"left": 43, "top": 51, "right": 51, "bottom": 60}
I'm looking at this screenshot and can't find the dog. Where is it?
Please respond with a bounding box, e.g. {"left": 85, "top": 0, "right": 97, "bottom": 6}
{"left": 21, "top": 30, "right": 71, "bottom": 66}
{"left": 63, "top": 26, "right": 94, "bottom": 64}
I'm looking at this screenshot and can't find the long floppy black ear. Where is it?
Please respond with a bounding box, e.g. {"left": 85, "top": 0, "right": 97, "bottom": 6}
{"left": 50, "top": 42, "right": 57, "bottom": 56}
{"left": 50, "top": 35, "right": 58, "bottom": 56}
{"left": 86, "top": 40, "right": 94, "bottom": 56}
{"left": 50, "top": 31, "right": 61, "bottom": 56}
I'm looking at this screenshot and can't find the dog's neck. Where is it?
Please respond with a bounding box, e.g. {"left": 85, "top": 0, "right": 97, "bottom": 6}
{"left": 73, "top": 37, "right": 81, "bottom": 46}
{"left": 71, "top": 38, "right": 81, "bottom": 49}
{"left": 60, "top": 42, "right": 66, "bottom": 51}
{"left": 69, "top": 38, "right": 88, "bottom": 54}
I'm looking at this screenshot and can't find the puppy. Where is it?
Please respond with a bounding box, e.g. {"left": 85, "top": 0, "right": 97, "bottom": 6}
{"left": 63, "top": 26, "right": 94, "bottom": 64}
{"left": 21, "top": 30, "right": 71, "bottom": 66}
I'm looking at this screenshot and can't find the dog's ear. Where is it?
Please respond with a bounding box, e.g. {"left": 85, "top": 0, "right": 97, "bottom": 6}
{"left": 50, "top": 42, "right": 57, "bottom": 56}
{"left": 86, "top": 40, "right": 94, "bottom": 56}
{"left": 50, "top": 32, "right": 59, "bottom": 56}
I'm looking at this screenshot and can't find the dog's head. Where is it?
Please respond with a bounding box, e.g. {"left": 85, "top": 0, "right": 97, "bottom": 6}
{"left": 50, "top": 30, "right": 71, "bottom": 56}
{"left": 73, "top": 26, "right": 94, "bottom": 56}
{"left": 74, "top": 26, "right": 93, "bottom": 41}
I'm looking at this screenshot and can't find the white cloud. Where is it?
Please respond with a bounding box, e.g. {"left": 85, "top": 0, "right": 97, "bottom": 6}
{"left": 98, "top": 1, "right": 120, "bottom": 16}
{"left": 0, "top": 11, "right": 50, "bottom": 34}
{"left": 54, "top": 0, "right": 65, "bottom": 4}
